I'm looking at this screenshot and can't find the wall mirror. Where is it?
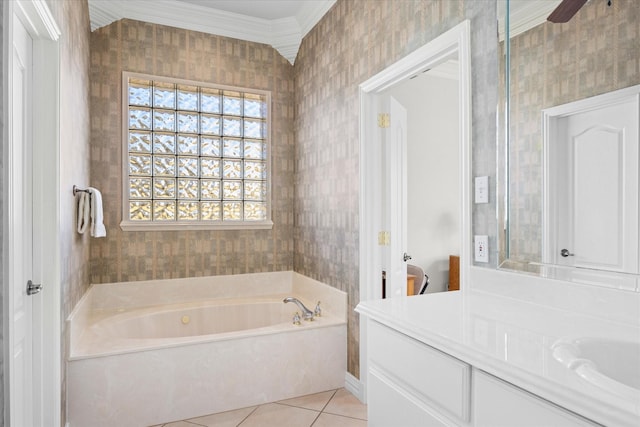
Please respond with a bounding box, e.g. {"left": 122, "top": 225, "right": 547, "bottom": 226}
{"left": 498, "top": 0, "right": 640, "bottom": 291}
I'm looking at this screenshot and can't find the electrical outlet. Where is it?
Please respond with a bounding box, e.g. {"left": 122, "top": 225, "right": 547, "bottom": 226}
{"left": 474, "top": 235, "right": 489, "bottom": 263}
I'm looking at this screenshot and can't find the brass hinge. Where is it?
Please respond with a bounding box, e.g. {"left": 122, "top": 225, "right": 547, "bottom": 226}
{"left": 377, "top": 113, "right": 390, "bottom": 128}
{"left": 378, "top": 231, "right": 390, "bottom": 246}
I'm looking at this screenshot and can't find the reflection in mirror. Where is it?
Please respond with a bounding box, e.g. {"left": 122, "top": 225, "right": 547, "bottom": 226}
{"left": 498, "top": 0, "right": 640, "bottom": 290}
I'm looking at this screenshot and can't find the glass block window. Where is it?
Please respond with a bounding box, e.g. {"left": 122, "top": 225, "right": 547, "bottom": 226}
{"left": 122, "top": 72, "right": 271, "bottom": 230}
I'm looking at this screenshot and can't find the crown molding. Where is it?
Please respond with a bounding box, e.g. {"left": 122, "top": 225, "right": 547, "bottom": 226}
{"left": 16, "top": 0, "right": 61, "bottom": 40}
{"left": 296, "top": 0, "right": 335, "bottom": 35}
{"left": 498, "top": 0, "right": 562, "bottom": 40}
{"left": 88, "top": 0, "right": 336, "bottom": 64}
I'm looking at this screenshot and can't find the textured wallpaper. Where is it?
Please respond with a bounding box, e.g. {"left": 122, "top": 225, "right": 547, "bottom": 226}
{"left": 0, "top": 3, "right": 4, "bottom": 422}
{"left": 506, "top": 0, "right": 640, "bottom": 262}
{"left": 88, "top": 1, "right": 499, "bottom": 382}
{"left": 89, "top": 20, "right": 296, "bottom": 283}
{"left": 0, "top": 2, "right": 500, "bottom": 406}
{"left": 294, "top": 0, "right": 499, "bottom": 377}
{"left": 53, "top": 0, "right": 92, "bottom": 424}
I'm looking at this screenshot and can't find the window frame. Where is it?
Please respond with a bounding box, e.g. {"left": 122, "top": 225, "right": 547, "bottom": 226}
{"left": 120, "top": 71, "right": 273, "bottom": 231}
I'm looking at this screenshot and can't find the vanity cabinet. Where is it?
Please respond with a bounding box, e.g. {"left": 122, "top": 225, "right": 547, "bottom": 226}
{"left": 367, "top": 320, "right": 597, "bottom": 427}
{"left": 473, "top": 370, "right": 597, "bottom": 427}
{"left": 368, "top": 321, "right": 470, "bottom": 426}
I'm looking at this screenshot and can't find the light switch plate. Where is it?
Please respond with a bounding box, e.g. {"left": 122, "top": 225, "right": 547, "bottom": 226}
{"left": 475, "top": 176, "right": 489, "bottom": 204}
{"left": 474, "top": 235, "right": 489, "bottom": 263}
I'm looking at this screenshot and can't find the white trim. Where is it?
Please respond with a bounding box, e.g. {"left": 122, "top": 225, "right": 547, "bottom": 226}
{"left": 87, "top": 0, "right": 335, "bottom": 64}
{"left": 498, "top": 0, "right": 561, "bottom": 40}
{"left": 542, "top": 84, "right": 640, "bottom": 118}
{"left": 426, "top": 59, "right": 459, "bottom": 80}
{"left": 358, "top": 20, "right": 472, "bottom": 403}
{"left": 4, "top": 1, "right": 61, "bottom": 425}
{"left": 15, "top": 0, "right": 60, "bottom": 41}
{"left": 32, "top": 37, "right": 61, "bottom": 427}
{"left": 1, "top": 5, "right": 8, "bottom": 424}
{"left": 120, "top": 220, "right": 274, "bottom": 231}
{"left": 296, "top": 0, "right": 335, "bottom": 35}
{"left": 344, "top": 371, "right": 365, "bottom": 403}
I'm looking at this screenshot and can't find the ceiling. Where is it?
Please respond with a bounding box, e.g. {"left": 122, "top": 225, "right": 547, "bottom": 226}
{"left": 88, "top": 0, "right": 561, "bottom": 64}
{"left": 175, "top": 0, "right": 311, "bottom": 20}
{"left": 87, "top": 0, "right": 336, "bottom": 64}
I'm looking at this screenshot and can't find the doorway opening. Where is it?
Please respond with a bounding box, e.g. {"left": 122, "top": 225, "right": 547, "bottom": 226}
{"left": 357, "top": 20, "right": 472, "bottom": 402}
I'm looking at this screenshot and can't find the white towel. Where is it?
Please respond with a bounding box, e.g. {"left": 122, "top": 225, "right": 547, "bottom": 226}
{"left": 76, "top": 192, "right": 90, "bottom": 234}
{"left": 88, "top": 187, "right": 107, "bottom": 238}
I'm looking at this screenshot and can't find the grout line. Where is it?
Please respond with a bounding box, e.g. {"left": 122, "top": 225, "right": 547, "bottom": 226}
{"left": 322, "top": 411, "right": 368, "bottom": 422}
{"left": 309, "top": 410, "right": 322, "bottom": 426}
{"left": 271, "top": 388, "right": 339, "bottom": 412}
{"left": 310, "top": 389, "right": 339, "bottom": 427}
{"left": 319, "top": 389, "right": 339, "bottom": 413}
{"left": 236, "top": 405, "right": 260, "bottom": 426}
{"left": 276, "top": 401, "right": 323, "bottom": 411}
{"left": 321, "top": 389, "right": 368, "bottom": 422}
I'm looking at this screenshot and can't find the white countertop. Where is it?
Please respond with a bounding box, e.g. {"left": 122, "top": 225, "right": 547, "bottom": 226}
{"left": 356, "top": 268, "right": 640, "bottom": 427}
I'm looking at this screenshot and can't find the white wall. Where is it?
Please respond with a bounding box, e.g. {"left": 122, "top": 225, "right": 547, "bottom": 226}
{"left": 390, "top": 72, "right": 460, "bottom": 293}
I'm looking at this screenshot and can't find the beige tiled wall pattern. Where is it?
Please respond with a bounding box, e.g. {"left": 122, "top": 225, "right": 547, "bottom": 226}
{"left": 294, "top": 0, "right": 499, "bottom": 377}
{"left": 89, "top": 1, "right": 499, "bottom": 382}
{"left": 47, "top": 0, "right": 93, "bottom": 424}
{"left": 507, "top": 0, "right": 640, "bottom": 262}
{"left": 89, "top": 20, "right": 296, "bottom": 283}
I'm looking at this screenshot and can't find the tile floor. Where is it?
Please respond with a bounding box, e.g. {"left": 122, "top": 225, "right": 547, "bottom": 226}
{"left": 151, "top": 388, "right": 367, "bottom": 427}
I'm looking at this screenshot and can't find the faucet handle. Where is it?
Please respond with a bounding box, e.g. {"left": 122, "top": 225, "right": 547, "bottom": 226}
{"left": 314, "top": 301, "right": 322, "bottom": 317}
{"left": 293, "top": 312, "right": 301, "bottom": 325}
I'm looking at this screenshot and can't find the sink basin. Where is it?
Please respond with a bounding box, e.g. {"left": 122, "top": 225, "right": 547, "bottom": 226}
{"left": 552, "top": 337, "right": 640, "bottom": 401}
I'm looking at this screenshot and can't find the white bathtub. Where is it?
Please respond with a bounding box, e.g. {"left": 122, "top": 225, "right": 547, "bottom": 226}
{"left": 67, "top": 271, "right": 347, "bottom": 427}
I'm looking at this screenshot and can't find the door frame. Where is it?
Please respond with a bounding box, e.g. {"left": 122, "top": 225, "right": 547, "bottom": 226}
{"left": 385, "top": 96, "right": 408, "bottom": 298}
{"left": 3, "top": 0, "right": 61, "bottom": 425}
{"left": 542, "top": 84, "right": 640, "bottom": 268}
{"left": 357, "top": 20, "right": 472, "bottom": 402}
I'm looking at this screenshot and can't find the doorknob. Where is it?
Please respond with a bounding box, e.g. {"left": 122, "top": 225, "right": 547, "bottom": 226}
{"left": 403, "top": 253, "right": 412, "bottom": 262}
{"left": 560, "top": 249, "right": 574, "bottom": 257}
{"left": 27, "top": 280, "right": 43, "bottom": 296}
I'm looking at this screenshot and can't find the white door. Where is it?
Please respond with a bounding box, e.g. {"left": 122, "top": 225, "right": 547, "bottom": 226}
{"left": 385, "top": 96, "right": 409, "bottom": 297}
{"left": 553, "top": 97, "right": 639, "bottom": 273}
{"left": 10, "top": 12, "right": 37, "bottom": 426}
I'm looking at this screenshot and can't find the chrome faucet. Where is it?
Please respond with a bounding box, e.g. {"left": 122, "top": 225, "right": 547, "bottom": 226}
{"left": 283, "top": 297, "right": 314, "bottom": 321}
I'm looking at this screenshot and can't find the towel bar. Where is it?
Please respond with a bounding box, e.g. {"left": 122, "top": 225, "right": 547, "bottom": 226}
{"left": 73, "top": 185, "right": 90, "bottom": 196}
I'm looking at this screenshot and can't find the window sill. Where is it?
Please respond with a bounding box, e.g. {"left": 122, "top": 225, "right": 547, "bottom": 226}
{"left": 120, "top": 220, "right": 274, "bottom": 231}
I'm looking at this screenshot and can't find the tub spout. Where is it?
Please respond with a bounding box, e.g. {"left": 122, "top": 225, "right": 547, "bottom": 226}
{"left": 283, "top": 297, "right": 314, "bottom": 321}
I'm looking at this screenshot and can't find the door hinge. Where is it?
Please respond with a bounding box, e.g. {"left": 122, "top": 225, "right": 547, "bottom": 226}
{"left": 378, "top": 231, "right": 390, "bottom": 245}
{"left": 377, "top": 113, "right": 390, "bottom": 128}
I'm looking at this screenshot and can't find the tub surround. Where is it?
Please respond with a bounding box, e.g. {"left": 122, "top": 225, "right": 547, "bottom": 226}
{"left": 356, "top": 266, "right": 640, "bottom": 426}
{"left": 67, "top": 271, "right": 347, "bottom": 426}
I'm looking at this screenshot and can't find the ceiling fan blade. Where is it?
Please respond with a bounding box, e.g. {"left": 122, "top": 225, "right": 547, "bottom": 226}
{"left": 547, "top": 0, "right": 588, "bottom": 23}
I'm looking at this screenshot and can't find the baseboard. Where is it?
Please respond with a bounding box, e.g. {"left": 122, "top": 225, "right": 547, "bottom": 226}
{"left": 344, "top": 371, "right": 366, "bottom": 403}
